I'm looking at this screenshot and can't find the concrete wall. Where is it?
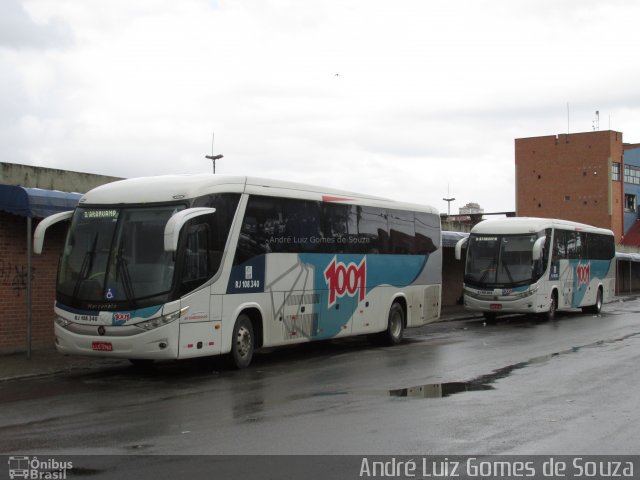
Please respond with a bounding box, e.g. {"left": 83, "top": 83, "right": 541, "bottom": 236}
{"left": 442, "top": 247, "right": 464, "bottom": 306}
{"left": 0, "top": 162, "right": 122, "bottom": 193}
{"left": 616, "top": 259, "right": 640, "bottom": 296}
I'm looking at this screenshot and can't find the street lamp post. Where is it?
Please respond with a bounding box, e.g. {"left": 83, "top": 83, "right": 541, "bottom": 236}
{"left": 205, "top": 154, "right": 223, "bottom": 174}
{"left": 205, "top": 130, "right": 223, "bottom": 173}
{"left": 443, "top": 197, "right": 455, "bottom": 216}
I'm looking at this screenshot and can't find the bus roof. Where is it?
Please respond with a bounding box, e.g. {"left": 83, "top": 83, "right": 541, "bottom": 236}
{"left": 470, "top": 217, "right": 614, "bottom": 236}
{"left": 78, "top": 174, "right": 439, "bottom": 214}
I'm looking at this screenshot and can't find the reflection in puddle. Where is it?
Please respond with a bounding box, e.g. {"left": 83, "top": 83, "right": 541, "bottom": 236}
{"left": 391, "top": 331, "right": 640, "bottom": 399}
{"left": 390, "top": 382, "right": 493, "bottom": 398}
{"left": 390, "top": 361, "right": 528, "bottom": 399}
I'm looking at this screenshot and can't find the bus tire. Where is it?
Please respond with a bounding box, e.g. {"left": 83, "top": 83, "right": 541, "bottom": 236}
{"left": 540, "top": 291, "right": 557, "bottom": 322}
{"left": 582, "top": 288, "right": 603, "bottom": 315}
{"left": 229, "top": 314, "right": 254, "bottom": 369}
{"left": 382, "top": 302, "right": 405, "bottom": 346}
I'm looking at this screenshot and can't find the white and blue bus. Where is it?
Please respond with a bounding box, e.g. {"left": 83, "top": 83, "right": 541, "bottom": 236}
{"left": 455, "top": 217, "right": 616, "bottom": 321}
{"left": 35, "top": 175, "right": 442, "bottom": 368}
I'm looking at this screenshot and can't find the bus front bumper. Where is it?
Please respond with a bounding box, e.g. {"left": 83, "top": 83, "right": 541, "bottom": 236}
{"left": 54, "top": 320, "right": 180, "bottom": 360}
{"left": 463, "top": 294, "right": 544, "bottom": 315}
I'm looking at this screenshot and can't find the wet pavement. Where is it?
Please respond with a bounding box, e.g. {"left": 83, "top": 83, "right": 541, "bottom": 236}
{"left": 3, "top": 296, "right": 639, "bottom": 383}
{"left": 0, "top": 305, "right": 480, "bottom": 382}
{"left": 1, "top": 297, "right": 640, "bottom": 455}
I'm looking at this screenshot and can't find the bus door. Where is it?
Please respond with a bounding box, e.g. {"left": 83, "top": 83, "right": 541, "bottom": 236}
{"left": 176, "top": 220, "right": 219, "bottom": 358}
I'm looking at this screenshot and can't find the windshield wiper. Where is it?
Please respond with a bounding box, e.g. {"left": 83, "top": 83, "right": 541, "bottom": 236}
{"left": 478, "top": 259, "right": 497, "bottom": 283}
{"left": 116, "top": 250, "right": 137, "bottom": 308}
{"left": 72, "top": 234, "right": 98, "bottom": 298}
{"left": 500, "top": 262, "right": 515, "bottom": 284}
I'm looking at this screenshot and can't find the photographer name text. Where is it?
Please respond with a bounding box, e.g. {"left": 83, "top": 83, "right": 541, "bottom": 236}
{"left": 359, "top": 457, "right": 634, "bottom": 479}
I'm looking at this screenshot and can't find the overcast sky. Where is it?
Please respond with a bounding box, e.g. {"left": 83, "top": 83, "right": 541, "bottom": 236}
{"left": 2, "top": 0, "right": 640, "bottom": 213}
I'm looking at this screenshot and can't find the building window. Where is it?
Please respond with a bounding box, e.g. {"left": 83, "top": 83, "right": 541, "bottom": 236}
{"left": 612, "top": 162, "right": 620, "bottom": 181}
{"left": 624, "top": 164, "right": 640, "bottom": 184}
{"left": 624, "top": 194, "right": 637, "bottom": 213}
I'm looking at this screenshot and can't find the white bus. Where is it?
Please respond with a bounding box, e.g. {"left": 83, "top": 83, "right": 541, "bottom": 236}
{"left": 455, "top": 217, "right": 616, "bottom": 321}
{"left": 35, "top": 175, "right": 442, "bottom": 368}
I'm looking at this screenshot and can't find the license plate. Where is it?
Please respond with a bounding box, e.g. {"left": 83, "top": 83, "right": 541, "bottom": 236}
{"left": 490, "top": 304, "right": 502, "bottom": 311}
{"left": 92, "top": 341, "right": 113, "bottom": 352}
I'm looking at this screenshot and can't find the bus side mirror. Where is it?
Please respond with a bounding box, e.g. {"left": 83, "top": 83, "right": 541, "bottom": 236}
{"left": 164, "top": 207, "right": 216, "bottom": 252}
{"left": 455, "top": 237, "right": 468, "bottom": 261}
{"left": 33, "top": 210, "right": 74, "bottom": 254}
{"left": 532, "top": 236, "right": 546, "bottom": 261}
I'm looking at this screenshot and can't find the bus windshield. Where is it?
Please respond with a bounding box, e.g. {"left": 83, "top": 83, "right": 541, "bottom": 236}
{"left": 57, "top": 205, "right": 183, "bottom": 308}
{"left": 465, "top": 233, "right": 543, "bottom": 288}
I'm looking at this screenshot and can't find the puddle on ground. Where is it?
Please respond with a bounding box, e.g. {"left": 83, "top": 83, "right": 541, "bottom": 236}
{"left": 390, "top": 382, "right": 493, "bottom": 398}
{"left": 390, "top": 361, "right": 526, "bottom": 398}
{"left": 391, "top": 331, "right": 640, "bottom": 399}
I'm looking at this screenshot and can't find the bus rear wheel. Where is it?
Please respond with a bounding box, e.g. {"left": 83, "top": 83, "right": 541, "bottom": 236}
{"left": 582, "top": 288, "right": 603, "bottom": 315}
{"left": 228, "top": 314, "right": 254, "bottom": 369}
{"left": 381, "top": 302, "right": 405, "bottom": 346}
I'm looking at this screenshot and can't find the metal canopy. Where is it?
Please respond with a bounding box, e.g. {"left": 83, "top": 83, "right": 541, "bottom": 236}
{"left": 0, "top": 184, "right": 82, "bottom": 218}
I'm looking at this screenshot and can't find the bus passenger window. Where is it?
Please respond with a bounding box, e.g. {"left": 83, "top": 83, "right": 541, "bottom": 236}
{"left": 388, "top": 210, "right": 415, "bottom": 254}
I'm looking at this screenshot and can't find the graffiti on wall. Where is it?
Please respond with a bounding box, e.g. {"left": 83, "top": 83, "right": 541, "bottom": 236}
{"left": 0, "top": 260, "right": 36, "bottom": 296}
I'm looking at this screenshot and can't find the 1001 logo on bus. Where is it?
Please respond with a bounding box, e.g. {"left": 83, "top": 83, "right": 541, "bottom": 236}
{"left": 576, "top": 262, "right": 591, "bottom": 288}
{"left": 324, "top": 256, "right": 366, "bottom": 307}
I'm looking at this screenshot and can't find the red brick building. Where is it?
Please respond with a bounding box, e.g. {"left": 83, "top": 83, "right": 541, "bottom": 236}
{"left": 0, "top": 163, "right": 120, "bottom": 354}
{"left": 515, "top": 130, "right": 625, "bottom": 241}
{"left": 0, "top": 211, "right": 68, "bottom": 352}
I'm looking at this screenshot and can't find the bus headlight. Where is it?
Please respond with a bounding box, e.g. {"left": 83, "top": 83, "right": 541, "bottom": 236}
{"left": 55, "top": 316, "right": 73, "bottom": 328}
{"left": 513, "top": 286, "right": 538, "bottom": 299}
{"left": 135, "top": 307, "right": 189, "bottom": 331}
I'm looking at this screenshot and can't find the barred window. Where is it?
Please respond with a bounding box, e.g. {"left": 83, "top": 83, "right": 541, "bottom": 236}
{"left": 612, "top": 162, "right": 620, "bottom": 181}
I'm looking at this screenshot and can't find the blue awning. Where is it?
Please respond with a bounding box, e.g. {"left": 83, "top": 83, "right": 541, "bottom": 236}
{"left": 0, "top": 184, "right": 82, "bottom": 218}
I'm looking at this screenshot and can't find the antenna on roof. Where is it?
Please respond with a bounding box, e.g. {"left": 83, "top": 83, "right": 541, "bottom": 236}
{"left": 205, "top": 130, "right": 223, "bottom": 174}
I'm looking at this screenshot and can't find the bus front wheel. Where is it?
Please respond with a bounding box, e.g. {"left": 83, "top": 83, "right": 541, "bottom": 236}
{"left": 229, "top": 314, "right": 254, "bottom": 369}
{"left": 540, "top": 292, "right": 557, "bottom": 322}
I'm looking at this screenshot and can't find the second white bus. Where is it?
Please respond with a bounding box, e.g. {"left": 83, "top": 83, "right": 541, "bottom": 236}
{"left": 455, "top": 217, "right": 616, "bottom": 321}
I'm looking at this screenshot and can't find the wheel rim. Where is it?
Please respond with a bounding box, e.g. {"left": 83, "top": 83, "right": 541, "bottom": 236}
{"left": 389, "top": 310, "right": 402, "bottom": 339}
{"left": 235, "top": 325, "right": 252, "bottom": 358}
